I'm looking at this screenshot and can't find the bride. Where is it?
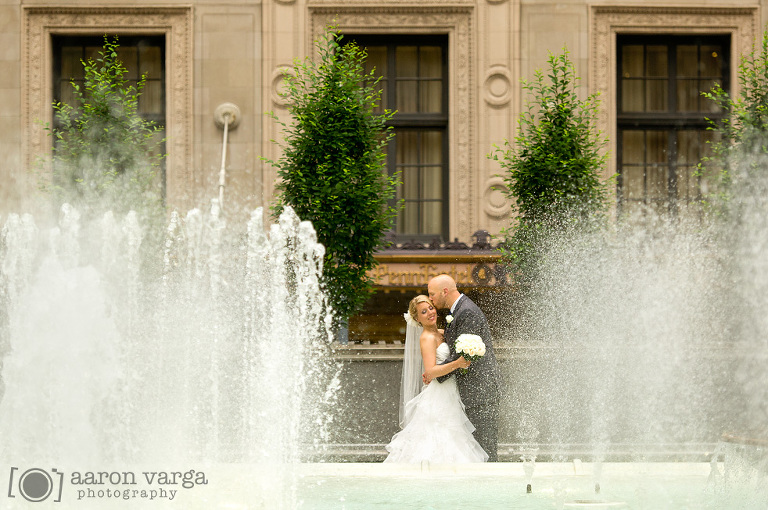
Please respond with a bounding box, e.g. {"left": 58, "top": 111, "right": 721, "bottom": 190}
{"left": 383, "top": 295, "right": 489, "bottom": 463}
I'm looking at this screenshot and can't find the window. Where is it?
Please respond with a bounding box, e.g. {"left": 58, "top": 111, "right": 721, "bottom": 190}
{"left": 52, "top": 35, "right": 166, "bottom": 181}
{"left": 617, "top": 35, "right": 729, "bottom": 216}
{"left": 349, "top": 35, "right": 449, "bottom": 241}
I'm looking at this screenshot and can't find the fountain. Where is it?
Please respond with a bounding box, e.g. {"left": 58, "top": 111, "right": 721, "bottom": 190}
{"left": 3, "top": 185, "right": 768, "bottom": 508}
{"left": 0, "top": 202, "right": 339, "bottom": 508}
{"left": 2, "top": 150, "right": 768, "bottom": 508}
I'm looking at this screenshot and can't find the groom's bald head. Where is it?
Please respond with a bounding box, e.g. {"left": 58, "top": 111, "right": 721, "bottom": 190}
{"left": 428, "top": 274, "right": 460, "bottom": 310}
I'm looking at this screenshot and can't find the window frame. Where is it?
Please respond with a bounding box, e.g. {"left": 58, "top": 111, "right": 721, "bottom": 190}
{"left": 52, "top": 34, "right": 167, "bottom": 129}
{"left": 51, "top": 34, "right": 167, "bottom": 193}
{"left": 616, "top": 33, "right": 730, "bottom": 214}
{"left": 347, "top": 34, "right": 450, "bottom": 242}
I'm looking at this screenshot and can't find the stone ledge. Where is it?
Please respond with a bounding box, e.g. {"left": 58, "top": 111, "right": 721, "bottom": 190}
{"left": 331, "top": 341, "right": 761, "bottom": 361}
{"left": 307, "top": 442, "right": 721, "bottom": 463}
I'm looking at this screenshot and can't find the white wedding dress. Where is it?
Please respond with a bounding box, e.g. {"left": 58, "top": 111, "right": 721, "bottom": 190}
{"left": 384, "top": 342, "right": 489, "bottom": 463}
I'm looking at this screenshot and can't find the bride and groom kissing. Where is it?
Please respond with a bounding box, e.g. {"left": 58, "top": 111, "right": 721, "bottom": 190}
{"left": 384, "top": 274, "right": 502, "bottom": 463}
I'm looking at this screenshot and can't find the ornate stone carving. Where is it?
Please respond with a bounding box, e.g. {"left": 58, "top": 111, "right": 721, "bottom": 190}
{"left": 590, "top": 6, "right": 758, "bottom": 183}
{"left": 483, "top": 65, "right": 513, "bottom": 107}
{"left": 309, "top": 6, "right": 475, "bottom": 238}
{"left": 308, "top": 0, "right": 474, "bottom": 4}
{"left": 483, "top": 175, "right": 510, "bottom": 219}
{"left": 23, "top": 7, "right": 193, "bottom": 211}
{"left": 271, "top": 66, "right": 295, "bottom": 107}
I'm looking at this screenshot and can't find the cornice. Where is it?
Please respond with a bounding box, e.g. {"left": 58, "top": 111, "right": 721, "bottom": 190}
{"left": 591, "top": 5, "right": 757, "bottom": 16}
{"left": 23, "top": 5, "right": 193, "bottom": 15}
{"left": 308, "top": 5, "right": 474, "bottom": 14}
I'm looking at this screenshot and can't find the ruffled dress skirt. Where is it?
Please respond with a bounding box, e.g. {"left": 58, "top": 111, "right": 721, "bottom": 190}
{"left": 383, "top": 375, "right": 489, "bottom": 463}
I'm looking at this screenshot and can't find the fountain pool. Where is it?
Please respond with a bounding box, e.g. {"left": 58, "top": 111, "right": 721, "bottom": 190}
{"left": 0, "top": 460, "right": 751, "bottom": 509}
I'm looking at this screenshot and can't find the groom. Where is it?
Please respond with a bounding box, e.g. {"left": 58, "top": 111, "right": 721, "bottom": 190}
{"left": 426, "top": 274, "right": 502, "bottom": 462}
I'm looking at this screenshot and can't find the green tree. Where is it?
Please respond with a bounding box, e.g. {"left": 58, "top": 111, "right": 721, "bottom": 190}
{"left": 490, "top": 49, "right": 609, "bottom": 289}
{"left": 702, "top": 27, "right": 768, "bottom": 209}
{"left": 268, "top": 28, "right": 400, "bottom": 326}
{"left": 45, "top": 35, "right": 165, "bottom": 225}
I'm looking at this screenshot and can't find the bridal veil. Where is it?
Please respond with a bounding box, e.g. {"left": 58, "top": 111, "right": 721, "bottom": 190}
{"left": 399, "top": 311, "right": 424, "bottom": 428}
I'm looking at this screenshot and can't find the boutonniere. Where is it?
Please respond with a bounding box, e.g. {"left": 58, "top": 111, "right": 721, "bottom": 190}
{"left": 445, "top": 314, "right": 454, "bottom": 326}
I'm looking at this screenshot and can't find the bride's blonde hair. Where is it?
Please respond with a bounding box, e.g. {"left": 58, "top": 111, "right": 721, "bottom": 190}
{"left": 408, "top": 295, "right": 433, "bottom": 324}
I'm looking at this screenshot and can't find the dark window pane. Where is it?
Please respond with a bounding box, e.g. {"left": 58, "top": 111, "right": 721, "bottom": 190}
{"left": 647, "top": 164, "right": 669, "bottom": 199}
{"left": 397, "top": 80, "right": 418, "bottom": 112}
{"left": 676, "top": 45, "right": 699, "bottom": 78}
{"left": 396, "top": 46, "right": 418, "bottom": 76}
{"left": 421, "top": 201, "right": 442, "bottom": 234}
{"left": 622, "top": 80, "right": 644, "bottom": 112}
{"left": 117, "top": 46, "right": 139, "bottom": 79}
{"left": 700, "top": 79, "right": 722, "bottom": 113}
{"left": 647, "top": 130, "right": 667, "bottom": 163}
{"left": 86, "top": 46, "right": 101, "bottom": 62}
{"left": 676, "top": 79, "right": 699, "bottom": 112}
{"left": 421, "top": 131, "right": 443, "bottom": 165}
{"left": 396, "top": 131, "right": 417, "bottom": 166}
{"left": 420, "top": 47, "right": 441, "bottom": 78}
{"left": 399, "top": 202, "right": 419, "bottom": 234}
{"left": 364, "top": 46, "right": 387, "bottom": 112}
{"left": 622, "top": 165, "right": 645, "bottom": 201}
{"left": 700, "top": 45, "right": 723, "bottom": 77}
{"left": 622, "top": 45, "right": 644, "bottom": 77}
{"left": 139, "top": 81, "right": 163, "bottom": 116}
{"left": 421, "top": 80, "right": 442, "bottom": 113}
{"left": 646, "top": 79, "right": 668, "bottom": 111}
{"left": 622, "top": 131, "right": 645, "bottom": 164}
{"left": 677, "top": 130, "right": 698, "bottom": 165}
{"left": 61, "top": 47, "right": 83, "bottom": 79}
{"left": 140, "top": 45, "right": 162, "bottom": 77}
{"left": 423, "top": 167, "right": 443, "bottom": 200}
{"left": 646, "top": 45, "right": 668, "bottom": 77}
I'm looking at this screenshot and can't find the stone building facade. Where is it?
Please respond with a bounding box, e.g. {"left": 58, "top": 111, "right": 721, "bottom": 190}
{"left": 2, "top": 1, "right": 762, "bottom": 233}
{"left": 0, "top": 0, "right": 765, "bottom": 459}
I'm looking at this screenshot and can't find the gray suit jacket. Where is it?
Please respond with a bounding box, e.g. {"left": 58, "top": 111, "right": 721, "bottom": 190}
{"left": 436, "top": 295, "right": 501, "bottom": 408}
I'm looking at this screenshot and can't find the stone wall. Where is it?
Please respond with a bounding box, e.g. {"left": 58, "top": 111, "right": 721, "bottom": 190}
{"left": 324, "top": 343, "right": 754, "bottom": 462}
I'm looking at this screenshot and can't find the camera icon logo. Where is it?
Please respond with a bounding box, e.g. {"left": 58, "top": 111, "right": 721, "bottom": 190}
{"left": 7, "top": 467, "right": 63, "bottom": 503}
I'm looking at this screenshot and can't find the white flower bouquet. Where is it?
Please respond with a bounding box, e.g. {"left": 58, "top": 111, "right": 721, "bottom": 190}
{"left": 454, "top": 334, "right": 486, "bottom": 374}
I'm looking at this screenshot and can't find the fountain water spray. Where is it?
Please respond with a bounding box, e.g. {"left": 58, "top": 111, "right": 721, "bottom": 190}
{"left": 0, "top": 202, "right": 339, "bottom": 508}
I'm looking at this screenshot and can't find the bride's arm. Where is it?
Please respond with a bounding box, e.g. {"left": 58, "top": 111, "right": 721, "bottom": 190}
{"left": 420, "top": 333, "right": 470, "bottom": 381}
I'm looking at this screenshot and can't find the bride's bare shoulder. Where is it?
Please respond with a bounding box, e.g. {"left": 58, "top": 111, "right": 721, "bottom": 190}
{"left": 419, "top": 329, "right": 441, "bottom": 343}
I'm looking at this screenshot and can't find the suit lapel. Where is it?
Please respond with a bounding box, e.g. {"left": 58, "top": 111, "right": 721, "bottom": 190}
{"left": 446, "top": 296, "right": 467, "bottom": 350}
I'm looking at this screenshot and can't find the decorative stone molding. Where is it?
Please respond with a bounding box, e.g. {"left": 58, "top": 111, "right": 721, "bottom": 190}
{"left": 590, "top": 5, "right": 758, "bottom": 184}
{"left": 308, "top": 0, "right": 474, "bottom": 4}
{"left": 309, "top": 5, "right": 475, "bottom": 239}
{"left": 483, "top": 65, "right": 513, "bottom": 107}
{"left": 22, "top": 6, "right": 193, "bottom": 211}
{"left": 483, "top": 175, "right": 510, "bottom": 219}
{"left": 271, "top": 66, "right": 295, "bottom": 107}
